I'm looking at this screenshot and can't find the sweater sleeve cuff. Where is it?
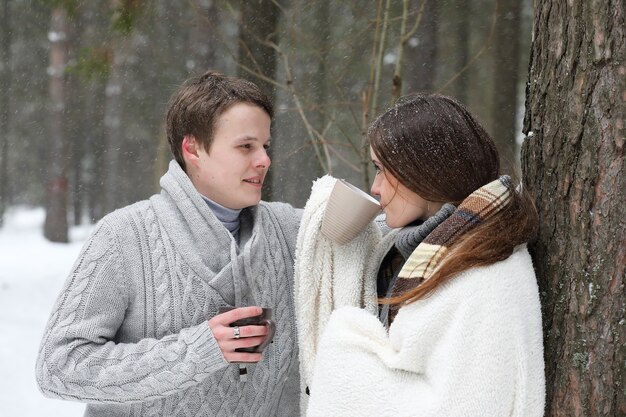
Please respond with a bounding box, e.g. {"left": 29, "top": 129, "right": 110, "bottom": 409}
{"left": 184, "top": 322, "right": 229, "bottom": 373}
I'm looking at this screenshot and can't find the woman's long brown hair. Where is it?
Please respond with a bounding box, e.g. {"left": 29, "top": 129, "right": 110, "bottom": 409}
{"left": 370, "top": 94, "right": 538, "bottom": 304}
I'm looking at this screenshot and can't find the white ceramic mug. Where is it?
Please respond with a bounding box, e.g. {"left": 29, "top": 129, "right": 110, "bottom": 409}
{"left": 321, "top": 179, "right": 381, "bottom": 245}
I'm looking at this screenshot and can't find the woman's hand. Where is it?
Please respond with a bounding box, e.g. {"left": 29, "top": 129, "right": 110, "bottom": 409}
{"left": 208, "top": 306, "right": 269, "bottom": 363}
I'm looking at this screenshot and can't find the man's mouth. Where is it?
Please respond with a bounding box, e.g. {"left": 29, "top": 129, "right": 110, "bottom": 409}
{"left": 243, "top": 178, "right": 263, "bottom": 185}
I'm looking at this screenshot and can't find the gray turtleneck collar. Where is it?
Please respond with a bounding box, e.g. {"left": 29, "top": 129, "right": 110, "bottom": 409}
{"left": 379, "top": 203, "right": 456, "bottom": 328}
{"left": 394, "top": 203, "right": 456, "bottom": 259}
{"left": 201, "top": 195, "right": 242, "bottom": 241}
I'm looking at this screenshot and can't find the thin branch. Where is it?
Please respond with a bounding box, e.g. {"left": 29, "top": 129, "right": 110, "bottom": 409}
{"left": 392, "top": 0, "right": 411, "bottom": 101}
{"left": 277, "top": 49, "right": 331, "bottom": 173}
{"left": 391, "top": 0, "right": 426, "bottom": 102}
{"left": 326, "top": 143, "right": 363, "bottom": 173}
{"left": 402, "top": 0, "right": 427, "bottom": 43}
{"left": 371, "top": 0, "right": 392, "bottom": 117}
{"left": 364, "top": 0, "right": 384, "bottom": 128}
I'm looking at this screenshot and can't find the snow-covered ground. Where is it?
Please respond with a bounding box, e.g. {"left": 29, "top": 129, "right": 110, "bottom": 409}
{"left": 0, "top": 207, "right": 88, "bottom": 417}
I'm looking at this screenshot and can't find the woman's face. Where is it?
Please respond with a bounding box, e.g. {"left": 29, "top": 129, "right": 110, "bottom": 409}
{"left": 370, "top": 146, "right": 442, "bottom": 228}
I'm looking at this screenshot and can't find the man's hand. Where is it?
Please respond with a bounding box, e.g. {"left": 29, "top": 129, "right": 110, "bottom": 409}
{"left": 208, "top": 306, "right": 269, "bottom": 363}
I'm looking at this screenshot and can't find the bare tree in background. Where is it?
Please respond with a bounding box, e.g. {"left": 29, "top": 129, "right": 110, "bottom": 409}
{"left": 102, "top": 42, "right": 128, "bottom": 214}
{"left": 85, "top": 74, "right": 108, "bottom": 223}
{"left": 44, "top": 5, "right": 69, "bottom": 242}
{"left": 248, "top": 0, "right": 445, "bottom": 199}
{"left": 66, "top": 8, "right": 85, "bottom": 226}
{"left": 492, "top": 0, "right": 521, "bottom": 174}
{"left": 404, "top": 0, "right": 439, "bottom": 93}
{"left": 310, "top": 0, "right": 330, "bottom": 176}
{"left": 190, "top": 0, "right": 221, "bottom": 72}
{"left": 238, "top": 0, "right": 280, "bottom": 199}
{"left": 450, "top": 1, "right": 469, "bottom": 104}
{"left": 103, "top": 0, "right": 140, "bottom": 215}
{"left": 72, "top": 3, "right": 110, "bottom": 224}
{"left": 237, "top": 0, "right": 279, "bottom": 102}
{"left": 0, "top": 0, "right": 11, "bottom": 227}
{"left": 272, "top": 0, "right": 328, "bottom": 206}
{"left": 522, "top": 1, "right": 626, "bottom": 416}
{"left": 1, "top": 0, "right": 533, "bottom": 223}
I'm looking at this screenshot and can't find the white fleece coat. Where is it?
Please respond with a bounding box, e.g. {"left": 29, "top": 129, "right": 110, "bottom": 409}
{"left": 294, "top": 176, "right": 396, "bottom": 402}
{"left": 306, "top": 245, "right": 545, "bottom": 417}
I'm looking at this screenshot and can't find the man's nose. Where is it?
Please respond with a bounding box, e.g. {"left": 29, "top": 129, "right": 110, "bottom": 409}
{"left": 256, "top": 148, "right": 271, "bottom": 169}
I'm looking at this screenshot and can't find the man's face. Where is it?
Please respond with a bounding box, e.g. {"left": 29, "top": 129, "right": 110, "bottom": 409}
{"left": 187, "top": 102, "right": 271, "bottom": 209}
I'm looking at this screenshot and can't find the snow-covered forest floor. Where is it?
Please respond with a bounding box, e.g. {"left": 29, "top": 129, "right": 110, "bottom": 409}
{"left": 0, "top": 206, "right": 87, "bottom": 416}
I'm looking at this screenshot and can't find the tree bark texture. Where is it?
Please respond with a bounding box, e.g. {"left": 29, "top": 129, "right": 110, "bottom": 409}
{"left": 44, "top": 6, "right": 69, "bottom": 242}
{"left": 0, "top": 0, "right": 11, "bottom": 227}
{"left": 521, "top": 1, "right": 625, "bottom": 416}
{"left": 492, "top": 0, "right": 521, "bottom": 175}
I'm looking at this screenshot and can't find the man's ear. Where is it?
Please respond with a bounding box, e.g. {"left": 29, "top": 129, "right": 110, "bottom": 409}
{"left": 182, "top": 135, "right": 200, "bottom": 167}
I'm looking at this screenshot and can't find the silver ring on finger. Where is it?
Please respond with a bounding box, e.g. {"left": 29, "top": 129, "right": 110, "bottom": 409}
{"left": 233, "top": 326, "right": 241, "bottom": 339}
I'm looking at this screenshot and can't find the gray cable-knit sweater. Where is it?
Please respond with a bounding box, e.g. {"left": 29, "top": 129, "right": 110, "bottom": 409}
{"left": 35, "top": 161, "right": 302, "bottom": 416}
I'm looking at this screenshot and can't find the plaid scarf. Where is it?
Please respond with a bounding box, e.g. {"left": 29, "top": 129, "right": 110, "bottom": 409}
{"left": 390, "top": 176, "right": 512, "bottom": 304}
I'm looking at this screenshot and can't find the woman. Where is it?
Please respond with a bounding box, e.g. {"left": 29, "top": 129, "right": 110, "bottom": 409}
{"left": 306, "top": 94, "right": 545, "bottom": 417}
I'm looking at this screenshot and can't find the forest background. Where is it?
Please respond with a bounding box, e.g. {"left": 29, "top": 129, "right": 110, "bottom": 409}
{"left": 0, "top": 1, "right": 624, "bottom": 417}
{"left": 0, "top": 0, "right": 532, "bottom": 231}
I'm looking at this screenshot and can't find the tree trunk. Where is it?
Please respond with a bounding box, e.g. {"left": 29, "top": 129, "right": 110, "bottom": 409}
{"left": 191, "top": 0, "right": 220, "bottom": 72}
{"left": 102, "top": 0, "right": 144, "bottom": 215}
{"left": 238, "top": 0, "right": 279, "bottom": 200}
{"left": 44, "top": 6, "right": 69, "bottom": 242}
{"left": 284, "top": 0, "right": 327, "bottom": 207}
{"left": 492, "top": 0, "right": 521, "bottom": 175}
{"left": 237, "top": 0, "right": 279, "bottom": 102}
{"left": 103, "top": 38, "right": 132, "bottom": 215}
{"left": 0, "top": 0, "right": 11, "bottom": 227}
{"left": 451, "top": 1, "right": 469, "bottom": 104}
{"left": 86, "top": 78, "right": 108, "bottom": 223}
{"left": 309, "top": 0, "right": 329, "bottom": 183}
{"left": 521, "top": 1, "right": 626, "bottom": 416}
{"left": 66, "top": 16, "right": 83, "bottom": 226}
{"left": 404, "top": 0, "right": 439, "bottom": 93}
{"left": 103, "top": 49, "right": 122, "bottom": 214}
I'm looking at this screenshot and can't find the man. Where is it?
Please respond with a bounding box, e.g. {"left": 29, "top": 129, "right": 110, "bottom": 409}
{"left": 36, "top": 71, "right": 301, "bottom": 416}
